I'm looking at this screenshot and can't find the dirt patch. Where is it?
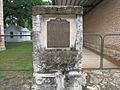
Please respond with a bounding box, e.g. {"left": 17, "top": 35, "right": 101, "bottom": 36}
{"left": 0, "top": 73, "right": 31, "bottom": 90}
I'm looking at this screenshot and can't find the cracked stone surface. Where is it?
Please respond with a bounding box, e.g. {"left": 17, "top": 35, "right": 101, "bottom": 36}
{"left": 83, "top": 70, "right": 120, "bottom": 90}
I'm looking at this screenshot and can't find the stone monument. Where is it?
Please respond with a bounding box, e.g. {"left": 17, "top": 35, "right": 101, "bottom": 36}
{"left": 32, "top": 6, "right": 84, "bottom": 90}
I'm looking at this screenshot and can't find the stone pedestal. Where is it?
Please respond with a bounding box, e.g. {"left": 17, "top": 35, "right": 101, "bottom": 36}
{"left": 32, "top": 6, "right": 84, "bottom": 90}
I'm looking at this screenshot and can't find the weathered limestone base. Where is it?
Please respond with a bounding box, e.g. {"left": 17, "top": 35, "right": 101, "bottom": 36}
{"left": 0, "top": 69, "right": 119, "bottom": 90}
{"left": 83, "top": 69, "right": 120, "bottom": 90}
{"left": 32, "top": 70, "right": 87, "bottom": 90}
{"left": 32, "top": 50, "right": 85, "bottom": 90}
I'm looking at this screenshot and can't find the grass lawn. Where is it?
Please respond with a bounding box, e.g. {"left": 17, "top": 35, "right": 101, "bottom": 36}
{"left": 0, "top": 42, "right": 33, "bottom": 79}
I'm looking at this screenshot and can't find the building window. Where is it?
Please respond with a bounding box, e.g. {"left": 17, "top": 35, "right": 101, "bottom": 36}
{"left": 10, "top": 32, "right": 13, "bottom": 38}
{"left": 20, "top": 32, "right": 22, "bottom": 39}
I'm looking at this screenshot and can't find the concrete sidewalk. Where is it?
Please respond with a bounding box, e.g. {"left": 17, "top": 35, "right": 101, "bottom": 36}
{"left": 82, "top": 48, "right": 119, "bottom": 68}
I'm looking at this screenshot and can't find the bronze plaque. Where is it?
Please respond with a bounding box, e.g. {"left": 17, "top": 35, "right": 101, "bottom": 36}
{"left": 47, "top": 18, "right": 70, "bottom": 48}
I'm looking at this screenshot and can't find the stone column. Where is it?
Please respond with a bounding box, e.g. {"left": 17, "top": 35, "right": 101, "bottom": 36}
{"left": 0, "top": 0, "right": 5, "bottom": 51}
{"left": 75, "top": 15, "right": 83, "bottom": 69}
{"left": 32, "top": 15, "right": 47, "bottom": 90}
{"left": 32, "top": 15, "right": 43, "bottom": 73}
{"left": 67, "top": 15, "right": 84, "bottom": 90}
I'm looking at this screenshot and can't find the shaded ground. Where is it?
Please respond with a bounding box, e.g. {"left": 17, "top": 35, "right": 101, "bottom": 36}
{"left": 0, "top": 42, "right": 33, "bottom": 70}
{"left": 0, "top": 71, "right": 32, "bottom": 90}
{"left": 82, "top": 48, "right": 119, "bottom": 68}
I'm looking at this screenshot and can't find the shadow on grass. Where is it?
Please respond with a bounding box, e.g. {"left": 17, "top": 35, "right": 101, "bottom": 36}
{"left": 5, "top": 42, "right": 32, "bottom": 49}
{"left": 0, "top": 42, "right": 33, "bottom": 79}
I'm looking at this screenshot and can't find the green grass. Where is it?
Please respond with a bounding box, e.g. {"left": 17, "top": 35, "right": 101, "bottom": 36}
{"left": 0, "top": 42, "right": 33, "bottom": 79}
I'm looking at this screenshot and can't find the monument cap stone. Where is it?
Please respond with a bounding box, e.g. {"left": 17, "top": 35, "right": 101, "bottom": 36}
{"left": 32, "top": 6, "right": 83, "bottom": 15}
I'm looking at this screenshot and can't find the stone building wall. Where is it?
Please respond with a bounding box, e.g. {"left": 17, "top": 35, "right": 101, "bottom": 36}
{"left": 0, "top": 0, "right": 5, "bottom": 51}
{"left": 84, "top": 0, "right": 120, "bottom": 61}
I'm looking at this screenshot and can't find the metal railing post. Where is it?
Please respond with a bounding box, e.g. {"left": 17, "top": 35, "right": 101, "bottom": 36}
{"left": 84, "top": 33, "right": 104, "bottom": 69}
{"left": 100, "top": 36, "right": 104, "bottom": 69}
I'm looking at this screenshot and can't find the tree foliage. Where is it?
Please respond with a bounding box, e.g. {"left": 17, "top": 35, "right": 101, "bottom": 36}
{"left": 3, "top": 0, "right": 51, "bottom": 29}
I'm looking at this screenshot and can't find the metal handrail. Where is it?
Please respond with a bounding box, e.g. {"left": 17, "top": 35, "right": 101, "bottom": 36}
{"left": 84, "top": 33, "right": 120, "bottom": 69}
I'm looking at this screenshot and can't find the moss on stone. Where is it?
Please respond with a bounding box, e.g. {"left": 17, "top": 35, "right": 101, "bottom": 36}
{"left": 38, "top": 50, "right": 81, "bottom": 72}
